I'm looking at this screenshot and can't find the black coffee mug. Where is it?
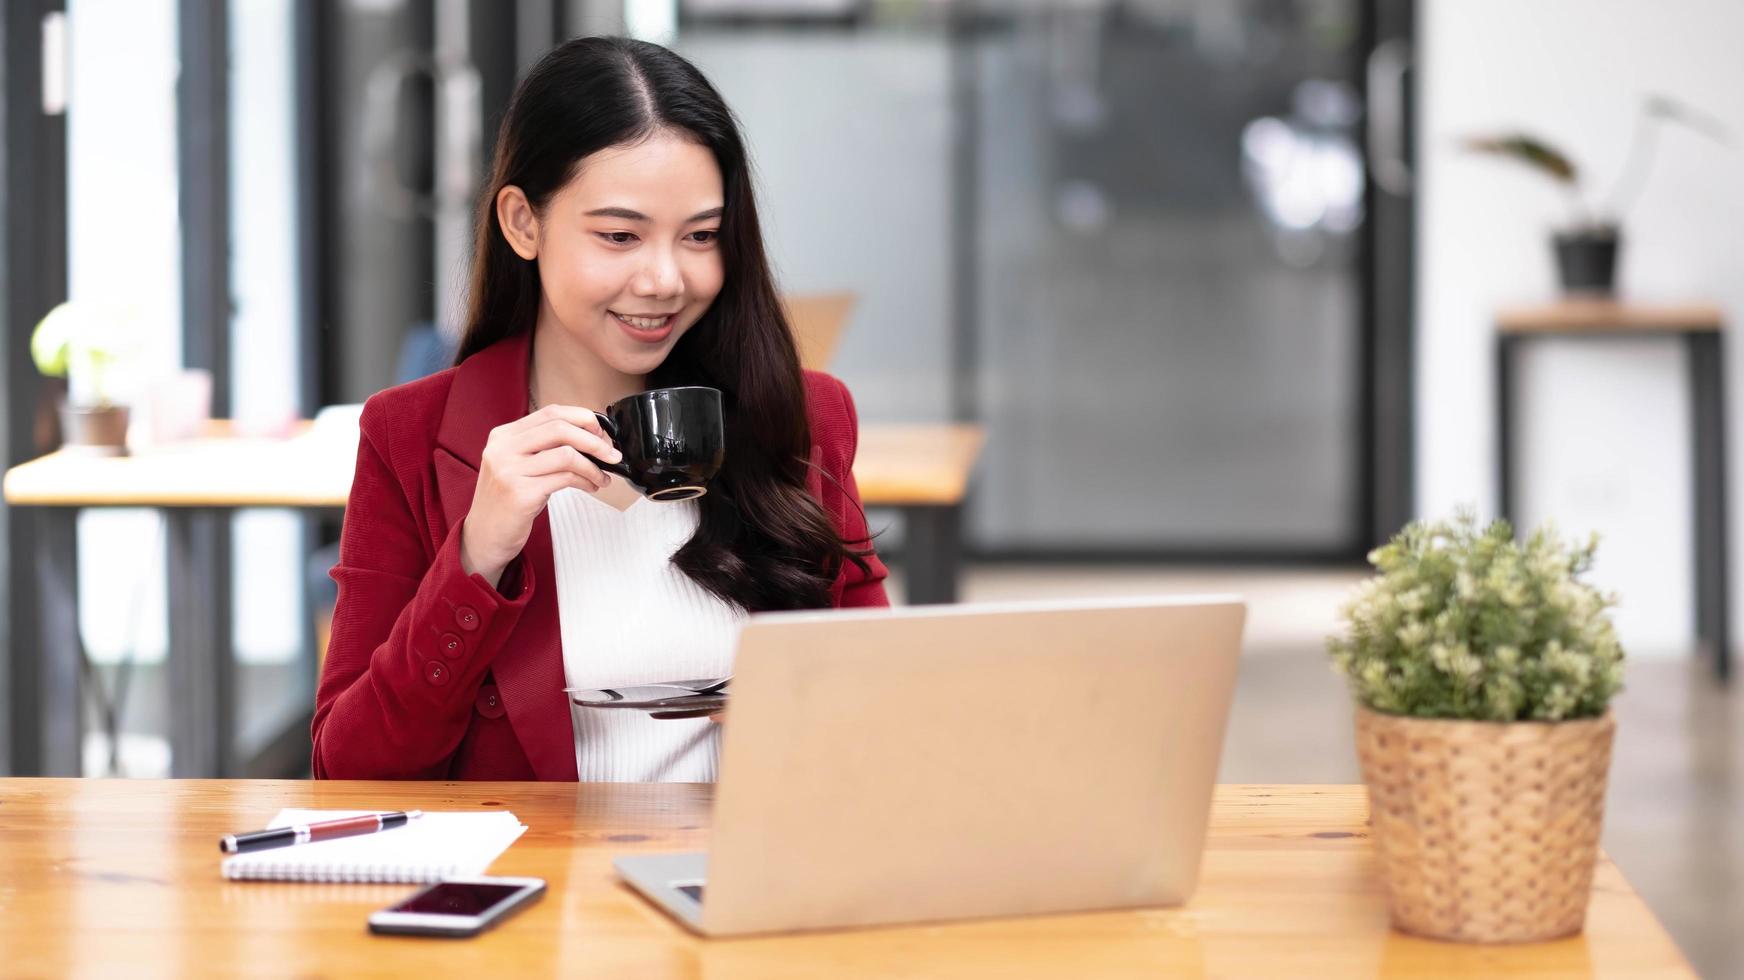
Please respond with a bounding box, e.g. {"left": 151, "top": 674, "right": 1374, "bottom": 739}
{"left": 586, "top": 386, "right": 724, "bottom": 502}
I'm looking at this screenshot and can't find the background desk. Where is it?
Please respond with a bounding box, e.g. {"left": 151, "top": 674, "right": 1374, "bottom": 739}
{"left": 0, "top": 780, "right": 1690, "bottom": 977}
{"left": 1495, "top": 301, "right": 1730, "bottom": 682}
{"left": 3, "top": 422, "right": 985, "bottom": 777}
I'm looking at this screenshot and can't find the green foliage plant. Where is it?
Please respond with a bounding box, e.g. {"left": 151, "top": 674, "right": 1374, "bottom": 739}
{"left": 1328, "top": 512, "right": 1624, "bottom": 722}
{"left": 30, "top": 301, "right": 134, "bottom": 407}
{"left": 1463, "top": 94, "right": 1729, "bottom": 233}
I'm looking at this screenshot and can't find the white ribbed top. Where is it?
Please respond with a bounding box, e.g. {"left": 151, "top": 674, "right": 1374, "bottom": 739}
{"left": 546, "top": 486, "right": 745, "bottom": 782}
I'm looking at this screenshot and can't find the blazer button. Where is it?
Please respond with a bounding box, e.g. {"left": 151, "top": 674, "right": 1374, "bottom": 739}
{"left": 475, "top": 685, "right": 505, "bottom": 719}
{"left": 455, "top": 605, "right": 481, "bottom": 631}
{"left": 439, "top": 632, "right": 465, "bottom": 660}
{"left": 424, "top": 661, "right": 449, "bottom": 686}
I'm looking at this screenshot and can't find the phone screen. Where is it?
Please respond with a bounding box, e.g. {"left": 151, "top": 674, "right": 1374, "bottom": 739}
{"left": 390, "top": 882, "right": 526, "bottom": 917}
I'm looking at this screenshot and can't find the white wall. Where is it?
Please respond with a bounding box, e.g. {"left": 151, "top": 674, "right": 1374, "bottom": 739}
{"left": 677, "top": 33, "right": 955, "bottom": 423}
{"left": 1419, "top": 0, "right": 1744, "bottom": 657}
{"left": 229, "top": 0, "right": 305, "bottom": 666}
{"left": 68, "top": 0, "right": 179, "bottom": 668}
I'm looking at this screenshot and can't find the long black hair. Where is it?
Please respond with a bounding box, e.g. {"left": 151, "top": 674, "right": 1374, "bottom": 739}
{"left": 457, "top": 36, "right": 870, "bottom": 611}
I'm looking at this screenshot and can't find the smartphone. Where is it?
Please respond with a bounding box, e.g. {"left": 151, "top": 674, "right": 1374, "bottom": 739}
{"left": 367, "top": 876, "right": 546, "bottom": 938}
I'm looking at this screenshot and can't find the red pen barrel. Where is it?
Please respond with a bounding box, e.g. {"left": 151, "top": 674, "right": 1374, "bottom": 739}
{"left": 220, "top": 811, "right": 415, "bottom": 853}
{"left": 305, "top": 814, "right": 381, "bottom": 842}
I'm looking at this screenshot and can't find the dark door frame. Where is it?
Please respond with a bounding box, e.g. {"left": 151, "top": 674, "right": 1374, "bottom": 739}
{"left": 1360, "top": 0, "right": 1417, "bottom": 554}
{"left": 3, "top": 0, "right": 71, "bottom": 776}
{"left": 169, "top": 0, "right": 238, "bottom": 777}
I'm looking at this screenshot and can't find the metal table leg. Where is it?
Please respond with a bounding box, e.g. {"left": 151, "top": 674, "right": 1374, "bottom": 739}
{"left": 11, "top": 507, "right": 83, "bottom": 775}
{"left": 165, "top": 508, "right": 235, "bottom": 776}
{"left": 903, "top": 505, "right": 963, "bottom": 605}
{"left": 1689, "top": 333, "right": 1732, "bottom": 682}
{"left": 1495, "top": 335, "right": 1517, "bottom": 522}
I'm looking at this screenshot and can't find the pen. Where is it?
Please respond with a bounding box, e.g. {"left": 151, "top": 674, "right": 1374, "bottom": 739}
{"left": 219, "top": 810, "right": 423, "bottom": 854}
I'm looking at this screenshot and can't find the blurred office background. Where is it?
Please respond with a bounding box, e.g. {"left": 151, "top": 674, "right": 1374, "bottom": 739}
{"left": 0, "top": 1, "right": 1738, "bottom": 973}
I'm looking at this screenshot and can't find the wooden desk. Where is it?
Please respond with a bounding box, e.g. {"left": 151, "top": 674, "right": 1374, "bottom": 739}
{"left": 3, "top": 422, "right": 986, "bottom": 777}
{"left": 0, "top": 421, "right": 986, "bottom": 575}
{"left": 0, "top": 780, "right": 1690, "bottom": 978}
{"left": 852, "top": 424, "right": 986, "bottom": 606}
{"left": 1495, "top": 301, "right": 1730, "bottom": 683}
{"left": 1497, "top": 301, "right": 1724, "bottom": 336}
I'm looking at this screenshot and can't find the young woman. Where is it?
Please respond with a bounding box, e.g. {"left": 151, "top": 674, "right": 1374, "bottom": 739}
{"left": 312, "top": 37, "right": 887, "bottom": 782}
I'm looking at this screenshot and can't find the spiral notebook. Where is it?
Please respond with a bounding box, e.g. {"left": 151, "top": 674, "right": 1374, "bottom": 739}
{"left": 220, "top": 809, "right": 527, "bottom": 883}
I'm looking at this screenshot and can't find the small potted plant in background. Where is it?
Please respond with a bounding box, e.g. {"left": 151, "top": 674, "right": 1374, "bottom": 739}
{"left": 31, "top": 301, "right": 139, "bottom": 454}
{"left": 1328, "top": 513, "right": 1625, "bottom": 944}
{"left": 1464, "top": 94, "right": 1728, "bottom": 295}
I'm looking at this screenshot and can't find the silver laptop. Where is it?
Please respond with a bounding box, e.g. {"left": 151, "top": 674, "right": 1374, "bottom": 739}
{"left": 615, "top": 594, "right": 1246, "bottom": 937}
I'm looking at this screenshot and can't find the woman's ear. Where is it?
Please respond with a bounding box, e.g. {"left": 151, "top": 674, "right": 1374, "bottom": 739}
{"left": 496, "top": 185, "right": 540, "bottom": 261}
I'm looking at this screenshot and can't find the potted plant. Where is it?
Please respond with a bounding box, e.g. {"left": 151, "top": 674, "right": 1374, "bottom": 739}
{"left": 31, "top": 301, "right": 138, "bottom": 454}
{"left": 1328, "top": 513, "right": 1625, "bottom": 944}
{"left": 1464, "top": 94, "right": 1728, "bottom": 295}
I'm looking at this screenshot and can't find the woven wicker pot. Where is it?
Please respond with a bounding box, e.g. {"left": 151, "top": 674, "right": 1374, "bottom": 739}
{"left": 1354, "top": 706, "right": 1615, "bottom": 944}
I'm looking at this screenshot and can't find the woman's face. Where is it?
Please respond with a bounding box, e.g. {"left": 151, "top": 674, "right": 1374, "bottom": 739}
{"left": 502, "top": 130, "right": 726, "bottom": 380}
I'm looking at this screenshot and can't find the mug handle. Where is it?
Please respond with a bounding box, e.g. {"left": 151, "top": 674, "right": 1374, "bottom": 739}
{"left": 584, "top": 411, "right": 633, "bottom": 480}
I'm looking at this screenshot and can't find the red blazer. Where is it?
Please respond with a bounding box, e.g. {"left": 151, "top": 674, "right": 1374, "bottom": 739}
{"left": 311, "top": 332, "right": 889, "bottom": 780}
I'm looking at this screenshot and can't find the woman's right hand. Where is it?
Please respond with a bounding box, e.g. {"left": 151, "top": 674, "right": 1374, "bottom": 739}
{"left": 460, "top": 404, "right": 621, "bottom": 587}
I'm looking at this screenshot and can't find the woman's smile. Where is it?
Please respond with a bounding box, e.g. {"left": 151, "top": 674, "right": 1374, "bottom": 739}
{"left": 611, "top": 310, "right": 677, "bottom": 342}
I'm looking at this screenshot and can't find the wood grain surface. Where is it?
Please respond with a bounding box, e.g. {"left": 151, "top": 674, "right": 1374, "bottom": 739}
{"left": 1, "top": 422, "right": 985, "bottom": 510}
{"left": 0, "top": 780, "right": 1691, "bottom": 978}
{"left": 851, "top": 424, "right": 986, "bottom": 505}
{"left": 1497, "top": 300, "right": 1723, "bottom": 335}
